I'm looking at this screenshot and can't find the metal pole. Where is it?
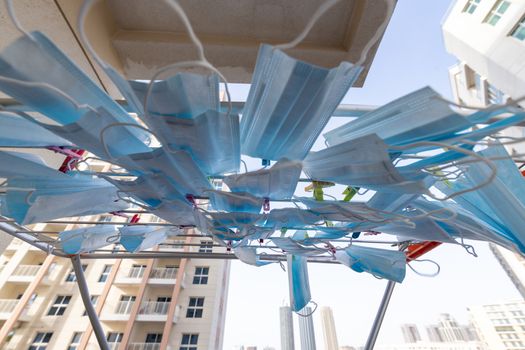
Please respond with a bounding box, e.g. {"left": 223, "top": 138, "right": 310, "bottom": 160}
{"left": 364, "top": 242, "right": 410, "bottom": 350}
{"left": 71, "top": 255, "right": 109, "bottom": 350}
{"left": 364, "top": 280, "right": 396, "bottom": 350}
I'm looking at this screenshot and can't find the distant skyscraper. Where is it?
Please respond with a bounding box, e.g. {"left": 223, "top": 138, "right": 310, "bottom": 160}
{"left": 401, "top": 324, "right": 421, "bottom": 343}
{"left": 280, "top": 306, "right": 295, "bottom": 350}
{"left": 490, "top": 244, "right": 525, "bottom": 299}
{"left": 320, "top": 306, "right": 339, "bottom": 350}
{"left": 299, "top": 307, "right": 317, "bottom": 350}
{"left": 426, "top": 325, "right": 445, "bottom": 343}
{"left": 437, "top": 313, "right": 469, "bottom": 342}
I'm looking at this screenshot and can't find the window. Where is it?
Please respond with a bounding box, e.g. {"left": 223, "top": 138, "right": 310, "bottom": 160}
{"left": 129, "top": 264, "right": 146, "bottom": 278}
{"left": 117, "top": 295, "right": 136, "bottom": 314}
{"left": 180, "top": 334, "right": 198, "bottom": 350}
{"left": 193, "top": 267, "right": 209, "bottom": 285}
{"left": 463, "top": 0, "right": 481, "bottom": 14}
{"left": 485, "top": 0, "right": 511, "bottom": 25}
{"left": 199, "top": 240, "right": 213, "bottom": 253}
{"left": 47, "top": 295, "right": 71, "bottom": 316}
{"left": 82, "top": 295, "right": 99, "bottom": 316}
{"left": 98, "top": 265, "right": 112, "bottom": 282}
{"left": 98, "top": 215, "right": 113, "bottom": 222}
{"left": 107, "top": 332, "right": 123, "bottom": 344}
{"left": 67, "top": 332, "right": 82, "bottom": 350}
{"left": 29, "top": 332, "right": 52, "bottom": 350}
{"left": 186, "top": 297, "right": 204, "bottom": 318}
{"left": 511, "top": 16, "right": 525, "bottom": 41}
{"left": 145, "top": 333, "right": 163, "bottom": 343}
{"left": 65, "top": 264, "right": 87, "bottom": 282}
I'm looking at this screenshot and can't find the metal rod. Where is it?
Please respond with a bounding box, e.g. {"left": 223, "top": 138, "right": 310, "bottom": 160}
{"left": 71, "top": 255, "right": 109, "bottom": 350}
{"left": 364, "top": 242, "right": 410, "bottom": 350}
{"left": 364, "top": 280, "right": 396, "bottom": 350}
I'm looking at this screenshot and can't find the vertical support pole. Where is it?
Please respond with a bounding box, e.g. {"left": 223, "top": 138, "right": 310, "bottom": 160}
{"left": 71, "top": 255, "right": 109, "bottom": 350}
{"left": 364, "top": 280, "right": 396, "bottom": 350}
{"left": 364, "top": 242, "right": 411, "bottom": 350}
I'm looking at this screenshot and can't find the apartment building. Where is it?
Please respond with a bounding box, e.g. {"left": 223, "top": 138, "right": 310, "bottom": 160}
{"left": 442, "top": 0, "right": 525, "bottom": 108}
{"left": 0, "top": 225, "right": 229, "bottom": 350}
{"left": 468, "top": 301, "right": 525, "bottom": 350}
{"left": 0, "top": 157, "right": 230, "bottom": 350}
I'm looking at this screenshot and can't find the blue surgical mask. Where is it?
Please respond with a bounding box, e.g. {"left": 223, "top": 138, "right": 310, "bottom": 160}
{"left": 60, "top": 225, "right": 117, "bottom": 254}
{"left": 234, "top": 246, "right": 272, "bottom": 267}
{"left": 2, "top": 174, "right": 128, "bottom": 225}
{"left": 104, "top": 173, "right": 185, "bottom": 208}
{"left": 0, "top": 112, "right": 72, "bottom": 147}
{"left": 335, "top": 245, "right": 406, "bottom": 283}
{"left": 22, "top": 107, "right": 151, "bottom": 159}
{"left": 323, "top": 87, "right": 471, "bottom": 147}
{"left": 144, "top": 109, "right": 240, "bottom": 175}
{"left": 304, "top": 134, "right": 430, "bottom": 192}
{"left": 224, "top": 158, "right": 302, "bottom": 200}
{"left": 0, "top": 31, "right": 142, "bottom": 132}
{"left": 241, "top": 44, "right": 361, "bottom": 161}
{"left": 287, "top": 254, "right": 312, "bottom": 312}
{"left": 129, "top": 73, "right": 220, "bottom": 119}
{"left": 272, "top": 237, "right": 322, "bottom": 256}
{"left": 113, "top": 147, "right": 212, "bottom": 196}
{"left": 260, "top": 208, "right": 321, "bottom": 229}
{"left": 207, "top": 190, "right": 263, "bottom": 214}
{"left": 151, "top": 199, "right": 196, "bottom": 226}
{"left": 0, "top": 150, "right": 69, "bottom": 179}
{"left": 119, "top": 226, "right": 178, "bottom": 252}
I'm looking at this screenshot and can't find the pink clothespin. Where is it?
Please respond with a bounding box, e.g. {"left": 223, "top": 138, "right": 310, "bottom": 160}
{"left": 263, "top": 197, "right": 270, "bottom": 212}
{"left": 186, "top": 194, "right": 197, "bottom": 208}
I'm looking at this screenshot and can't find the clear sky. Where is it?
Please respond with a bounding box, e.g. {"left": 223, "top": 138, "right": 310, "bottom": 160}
{"left": 223, "top": 1, "right": 521, "bottom": 349}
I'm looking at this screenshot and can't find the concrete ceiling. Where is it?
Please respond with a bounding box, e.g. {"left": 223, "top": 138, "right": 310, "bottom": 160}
{"left": 0, "top": 0, "right": 395, "bottom": 96}
{"left": 100, "top": 0, "right": 395, "bottom": 85}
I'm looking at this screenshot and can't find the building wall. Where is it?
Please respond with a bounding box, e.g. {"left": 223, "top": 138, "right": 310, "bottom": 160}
{"left": 0, "top": 232, "right": 229, "bottom": 350}
{"left": 442, "top": 0, "right": 525, "bottom": 107}
{"left": 469, "top": 301, "right": 525, "bottom": 350}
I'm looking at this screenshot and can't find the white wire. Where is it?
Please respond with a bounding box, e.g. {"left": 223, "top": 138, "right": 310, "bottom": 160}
{"left": 78, "top": 0, "right": 110, "bottom": 69}
{"left": 390, "top": 141, "right": 498, "bottom": 201}
{"left": 355, "top": 0, "right": 395, "bottom": 67}
{"left": 407, "top": 258, "right": 441, "bottom": 278}
{"left": 98, "top": 122, "right": 158, "bottom": 160}
{"left": 4, "top": 0, "right": 31, "bottom": 38}
{"left": 275, "top": 0, "right": 341, "bottom": 51}
{"left": 143, "top": 1, "right": 232, "bottom": 120}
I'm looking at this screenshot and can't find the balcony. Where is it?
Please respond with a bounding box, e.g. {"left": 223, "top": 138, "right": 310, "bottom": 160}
{"left": 158, "top": 239, "right": 184, "bottom": 252}
{"left": 100, "top": 300, "right": 135, "bottom": 322}
{"left": 114, "top": 266, "right": 146, "bottom": 285}
{"left": 0, "top": 299, "right": 32, "bottom": 322}
{"left": 137, "top": 301, "right": 169, "bottom": 322}
{"left": 7, "top": 265, "right": 49, "bottom": 284}
{"left": 127, "top": 343, "right": 161, "bottom": 350}
{"left": 148, "top": 268, "right": 183, "bottom": 286}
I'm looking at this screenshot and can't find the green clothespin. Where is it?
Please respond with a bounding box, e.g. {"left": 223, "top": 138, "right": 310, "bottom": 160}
{"left": 343, "top": 186, "right": 359, "bottom": 202}
{"left": 280, "top": 228, "right": 288, "bottom": 237}
{"left": 313, "top": 186, "right": 324, "bottom": 201}
{"left": 325, "top": 221, "right": 334, "bottom": 227}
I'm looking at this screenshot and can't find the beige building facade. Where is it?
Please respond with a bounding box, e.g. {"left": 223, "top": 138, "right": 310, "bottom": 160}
{"left": 0, "top": 223, "right": 230, "bottom": 350}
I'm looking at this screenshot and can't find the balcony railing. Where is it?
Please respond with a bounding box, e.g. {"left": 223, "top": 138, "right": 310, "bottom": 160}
{"left": 138, "top": 301, "right": 169, "bottom": 315}
{"left": 0, "top": 299, "right": 18, "bottom": 313}
{"left": 115, "top": 300, "right": 135, "bottom": 315}
{"left": 150, "top": 267, "right": 178, "bottom": 279}
{"left": 128, "top": 266, "right": 146, "bottom": 279}
{"left": 12, "top": 265, "right": 40, "bottom": 277}
{"left": 108, "top": 342, "right": 121, "bottom": 350}
{"left": 127, "top": 343, "right": 161, "bottom": 350}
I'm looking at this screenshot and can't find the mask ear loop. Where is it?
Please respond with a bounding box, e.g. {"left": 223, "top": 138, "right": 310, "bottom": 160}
{"left": 99, "top": 122, "right": 159, "bottom": 161}
{"left": 114, "top": 190, "right": 150, "bottom": 211}
{"left": 4, "top": 0, "right": 33, "bottom": 38}
{"left": 296, "top": 301, "right": 319, "bottom": 317}
{"left": 390, "top": 141, "right": 498, "bottom": 201}
{"left": 407, "top": 258, "right": 441, "bottom": 277}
